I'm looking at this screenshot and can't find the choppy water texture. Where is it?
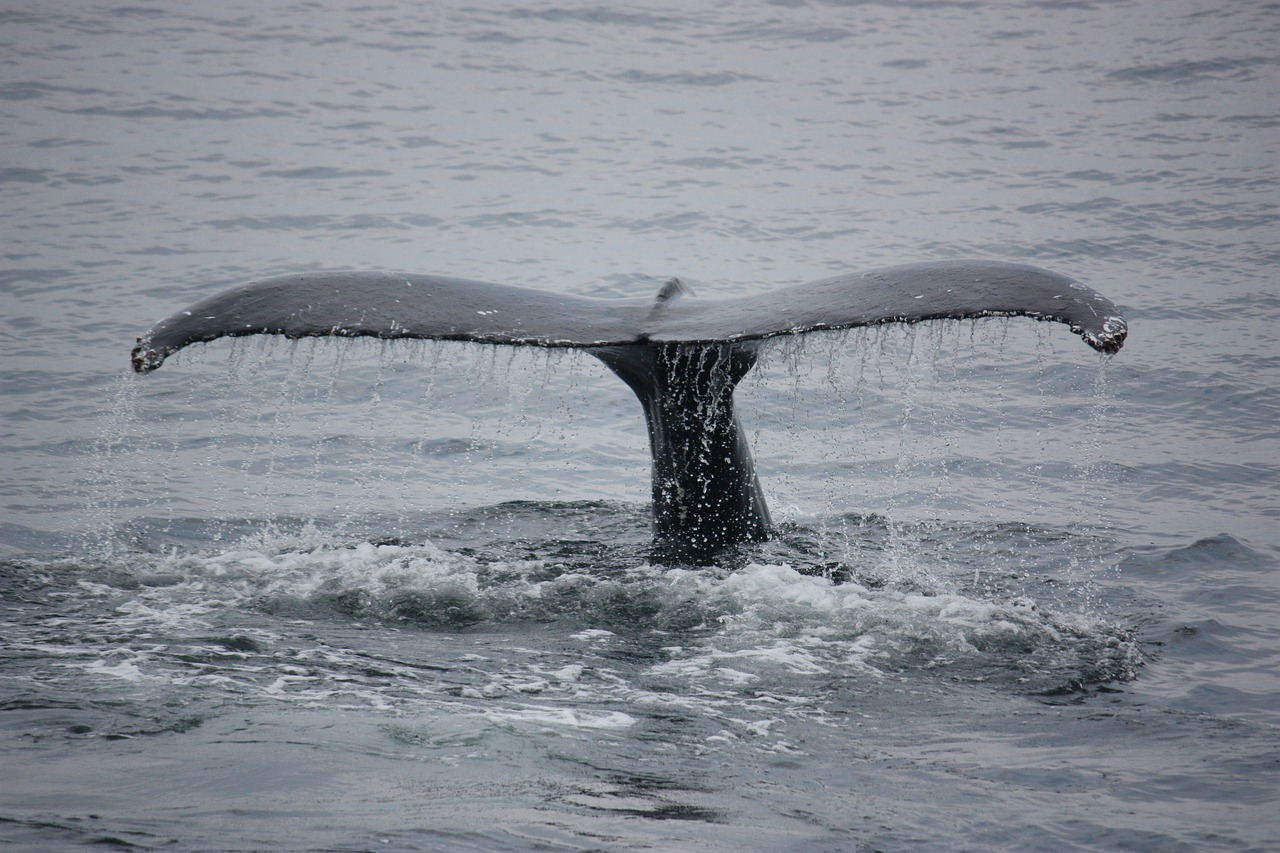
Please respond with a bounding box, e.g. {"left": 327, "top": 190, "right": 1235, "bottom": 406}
{"left": 3, "top": 2, "right": 1279, "bottom": 850}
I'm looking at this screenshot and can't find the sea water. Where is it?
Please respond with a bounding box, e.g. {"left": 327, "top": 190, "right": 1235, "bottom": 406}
{"left": 2, "top": 2, "right": 1278, "bottom": 850}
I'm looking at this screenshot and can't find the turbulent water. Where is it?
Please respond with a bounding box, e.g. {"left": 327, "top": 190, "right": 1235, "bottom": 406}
{"left": 3, "top": 2, "right": 1278, "bottom": 850}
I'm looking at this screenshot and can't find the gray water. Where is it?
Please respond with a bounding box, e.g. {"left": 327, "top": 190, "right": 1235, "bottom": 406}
{"left": 3, "top": 1, "right": 1278, "bottom": 850}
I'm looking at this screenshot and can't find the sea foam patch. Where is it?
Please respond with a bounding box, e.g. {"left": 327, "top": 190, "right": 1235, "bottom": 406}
{"left": 646, "top": 562, "right": 1141, "bottom": 692}
{"left": 18, "top": 531, "right": 1140, "bottom": 722}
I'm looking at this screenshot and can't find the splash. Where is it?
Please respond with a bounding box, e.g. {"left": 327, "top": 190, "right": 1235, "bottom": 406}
{"left": 12, "top": 527, "right": 1141, "bottom": 709}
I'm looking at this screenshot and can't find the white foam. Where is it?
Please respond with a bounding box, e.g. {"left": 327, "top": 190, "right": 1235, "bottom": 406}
{"left": 638, "top": 560, "right": 1136, "bottom": 693}
{"left": 484, "top": 706, "right": 637, "bottom": 730}
{"left": 550, "top": 664, "right": 585, "bottom": 682}
{"left": 571, "top": 628, "right": 615, "bottom": 640}
{"left": 41, "top": 535, "right": 1138, "bottom": 727}
{"left": 80, "top": 659, "right": 147, "bottom": 682}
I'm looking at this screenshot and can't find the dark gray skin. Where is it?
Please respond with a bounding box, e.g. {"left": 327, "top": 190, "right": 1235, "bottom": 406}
{"left": 593, "top": 340, "right": 771, "bottom": 558}
{"left": 132, "top": 260, "right": 1127, "bottom": 560}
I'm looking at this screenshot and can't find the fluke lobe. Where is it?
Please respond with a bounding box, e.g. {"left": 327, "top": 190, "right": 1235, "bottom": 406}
{"left": 132, "top": 261, "right": 1128, "bottom": 559}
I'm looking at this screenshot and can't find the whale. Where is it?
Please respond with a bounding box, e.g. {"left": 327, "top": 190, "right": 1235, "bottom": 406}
{"left": 132, "top": 260, "right": 1127, "bottom": 559}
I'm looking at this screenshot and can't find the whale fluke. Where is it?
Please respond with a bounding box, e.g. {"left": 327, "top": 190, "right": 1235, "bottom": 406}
{"left": 131, "top": 261, "right": 1127, "bottom": 557}
{"left": 132, "top": 261, "right": 1126, "bottom": 373}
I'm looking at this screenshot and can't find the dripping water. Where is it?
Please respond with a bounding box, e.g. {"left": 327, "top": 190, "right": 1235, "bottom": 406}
{"left": 742, "top": 320, "right": 1125, "bottom": 610}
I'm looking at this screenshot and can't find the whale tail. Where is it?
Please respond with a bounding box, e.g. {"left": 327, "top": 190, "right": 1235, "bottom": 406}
{"left": 593, "top": 338, "right": 770, "bottom": 558}
{"left": 131, "top": 261, "right": 1127, "bottom": 558}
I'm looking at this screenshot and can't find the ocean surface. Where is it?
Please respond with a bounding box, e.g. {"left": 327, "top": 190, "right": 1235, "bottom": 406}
{"left": 3, "top": 1, "right": 1278, "bottom": 850}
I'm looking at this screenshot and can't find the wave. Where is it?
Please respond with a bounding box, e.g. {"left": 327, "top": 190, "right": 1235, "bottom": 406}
{"left": 2, "top": 511, "right": 1143, "bottom": 737}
